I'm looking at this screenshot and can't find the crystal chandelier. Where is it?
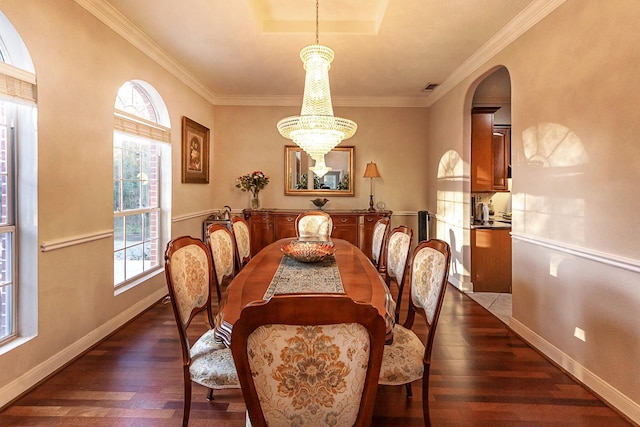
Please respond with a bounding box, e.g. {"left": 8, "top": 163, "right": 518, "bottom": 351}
{"left": 277, "top": 0, "right": 357, "bottom": 175}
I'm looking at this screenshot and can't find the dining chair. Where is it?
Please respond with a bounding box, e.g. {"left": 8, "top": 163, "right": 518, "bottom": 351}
{"left": 384, "top": 225, "right": 413, "bottom": 323}
{"left": 378, "top": 239, "right": 451, "bottom": 426}
{"left": 295, "top": 210, "right": 333, "bottom": 239}
{"left": 164, "top": 236, "right": 240, "bottom": 427}
{"left": 371, "top": 217, "right": 390, "bottom": 271}
{"left": 231, "top": 216, "right": 251, "bottom": 270}
{"left": 206, "top": 223, "right": 237, "bottom": 305}
{"left": 230, "top": 294, "right": 386, "bottom": 427}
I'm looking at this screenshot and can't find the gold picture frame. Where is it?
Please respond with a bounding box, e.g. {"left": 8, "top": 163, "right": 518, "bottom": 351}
{"left": 182, "top": 116, "right": 210, "bottom": 183}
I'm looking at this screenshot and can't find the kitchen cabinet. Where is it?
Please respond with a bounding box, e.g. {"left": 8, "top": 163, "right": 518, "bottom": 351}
{"left": 471, "top": 227, "right": 512, "bottom": 292}
{"left": 471, "top": 107, "right": 510, "bottom": 192}
{"left": 243, "top": 209, "right": 392, "bottom": 256}
{"left": 493, "top": 125, "right": 511, "bottom": 191}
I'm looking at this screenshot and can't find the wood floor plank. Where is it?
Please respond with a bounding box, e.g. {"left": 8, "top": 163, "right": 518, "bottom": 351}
{"left": 0, "top": 284, "right": 633, "bottom": 426}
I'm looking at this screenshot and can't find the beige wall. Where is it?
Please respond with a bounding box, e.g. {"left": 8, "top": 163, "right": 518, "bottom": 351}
{"left": 427, "top": 0, "right": 640, "bottom": 422}
{"left": 211, "top": 105, "right": 429, "bottom": 214}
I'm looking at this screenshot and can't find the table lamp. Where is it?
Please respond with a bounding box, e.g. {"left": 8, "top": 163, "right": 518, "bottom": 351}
{"left": 363, "top": 162, "right": 381, "bottom": 211}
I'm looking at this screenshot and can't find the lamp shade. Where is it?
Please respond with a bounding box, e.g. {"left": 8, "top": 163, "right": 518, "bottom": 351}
{"left": 363, "top": 162, "right": 381, "bottom": 178}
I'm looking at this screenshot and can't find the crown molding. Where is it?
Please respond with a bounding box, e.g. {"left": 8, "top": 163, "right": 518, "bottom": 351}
{"left": 211, "top": 95, "right": 430, "bottom": 108}
{"left": 75, "top": 0, "right": 564, "bottom": 109}
{"left": 74, "top": 0, "right": 217, "bottom": 104}
{"left": 426, "top": 0, "right": 566, "bottom": 107}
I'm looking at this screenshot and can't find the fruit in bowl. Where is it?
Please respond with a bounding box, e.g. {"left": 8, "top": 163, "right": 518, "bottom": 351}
{"left": 281, "top": 240, "right": 336, "bottom": 263}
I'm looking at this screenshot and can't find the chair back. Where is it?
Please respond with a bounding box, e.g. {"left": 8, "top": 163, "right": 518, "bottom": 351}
{"left": 371, "top": 217, "right": 390, "bottom": 269}
{"left": 206, "top": 223, "right": 236, "bottom": 304}
{"left": 295, "top": 210, "right": 333, "bottom": 239}
{"left": 385, "top": 226, "right": 413, "bottom": 321}
{"left": 231, "top": 216, "right": 251, "bottom": 269}
{"left": 231, "top": 294, "right": 386, "bottom": 427}
{"left": 406, "top": 239, "right": 451, "bottom": 362}
{"left": 164, "top": 236, "right": 214, "bottom": 358}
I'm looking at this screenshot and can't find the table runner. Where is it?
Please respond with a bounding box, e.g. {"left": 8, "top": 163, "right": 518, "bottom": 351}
{"left": 263, "top": 256, "right": 344, "bottom": 299}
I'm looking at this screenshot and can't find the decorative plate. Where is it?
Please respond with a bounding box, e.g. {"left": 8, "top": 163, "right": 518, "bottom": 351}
{"left": 280, "top": 240, "right": 336, "bottom": 263}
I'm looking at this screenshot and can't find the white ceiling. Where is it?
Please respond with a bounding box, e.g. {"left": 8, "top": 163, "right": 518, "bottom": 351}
{"left": 84, "top": 0, "right": 556, "bottom": 107}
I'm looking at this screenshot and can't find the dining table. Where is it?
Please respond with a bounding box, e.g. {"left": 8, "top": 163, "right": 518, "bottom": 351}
{"left": 214, "top": 238, "right": 396, "bottom": 347}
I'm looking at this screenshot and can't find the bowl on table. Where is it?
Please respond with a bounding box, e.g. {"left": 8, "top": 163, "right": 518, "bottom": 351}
{"left": 280, "top": 240, "right": 336, "bottom": 263}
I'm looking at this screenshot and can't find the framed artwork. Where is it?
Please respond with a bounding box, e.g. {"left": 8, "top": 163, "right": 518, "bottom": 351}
{"left": 181, "top": 116, "right": 210, "bottom": 183}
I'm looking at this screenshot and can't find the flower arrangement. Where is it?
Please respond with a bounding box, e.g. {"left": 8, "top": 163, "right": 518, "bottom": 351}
{"left": 235, "top": 170, "right": 270, "bottom": 196}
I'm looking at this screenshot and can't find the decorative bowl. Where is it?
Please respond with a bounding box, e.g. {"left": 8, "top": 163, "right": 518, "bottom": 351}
{"left": 311, "top": 198, "right": 329, "bottom": 209}
{"left": 280, "top": 240, "right": 336, "bottom": 263}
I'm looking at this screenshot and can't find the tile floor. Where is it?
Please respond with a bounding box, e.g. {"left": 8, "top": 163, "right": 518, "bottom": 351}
{"left": 465, "top": 291, "right": 512, "bottom": 325}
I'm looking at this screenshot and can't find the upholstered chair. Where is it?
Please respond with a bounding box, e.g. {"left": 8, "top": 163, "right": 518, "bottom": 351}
{"left": 206, "top": 223, "right": 236, "bottom": 304}
{"left": 295, "top": 210, "right": 333, "bottom": 240}
{"left": 371, "top": 217, "right": 390, "bottom": 271}
{"left": 230, "top": 294, "right": 386, "bottom": 427}
{"left": 231, "top": 216, "right": 251, "bottom": 270}
{"left": 384, "top": 225, "right": 413, "bottom": 323}
{"left": 378, "top": 239, "right": 451, "bottom": 426}
{"left": 164, "top": 236, "right": 240, "bottom": 427}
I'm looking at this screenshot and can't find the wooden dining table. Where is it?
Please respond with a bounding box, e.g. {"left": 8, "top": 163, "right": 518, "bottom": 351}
{"left": 214, "top": 238, "right": 395, "bottom": 347}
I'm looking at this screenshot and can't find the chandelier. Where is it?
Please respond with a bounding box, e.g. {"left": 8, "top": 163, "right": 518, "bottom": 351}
{"left": 277, "top": 0, "right": 357, "bottom": 177}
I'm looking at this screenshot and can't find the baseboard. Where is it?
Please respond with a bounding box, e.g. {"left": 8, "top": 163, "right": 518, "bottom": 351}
{"left": 0, "top": 287, "right": 167, "bottom": 409}
{"left": 510, "top": 317, "right": 640, "bottom": 425}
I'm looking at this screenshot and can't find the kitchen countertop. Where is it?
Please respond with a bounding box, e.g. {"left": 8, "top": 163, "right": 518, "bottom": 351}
{"left": 471, "top": 219, "right": 512, "bottom": 229}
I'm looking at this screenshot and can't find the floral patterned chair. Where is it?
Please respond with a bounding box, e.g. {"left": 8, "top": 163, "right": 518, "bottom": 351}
{"left": 295, "top": 210, "right": 333, "bottom": 240}
{"left": 164, "top": 236, "right": 240, "bottom": 427}
{"left": 378, "top": 239, "right": 451, "bottom": 426}
{"left": 384, "top": 225, "right": 413, "bottom": 323}
{"left": 371, "top": 217, "right": 390, "bottom": 271}
{"left": 231, "top": 216, "right": 251, "bottom": 270}
{"left": 206, "top": 223, "right": 237, "bottom": 304}
{"left": 230, "top": 294, "right": 386, "bottom": 427}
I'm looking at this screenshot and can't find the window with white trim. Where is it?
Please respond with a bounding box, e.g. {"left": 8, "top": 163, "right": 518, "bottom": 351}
{"left": 0, "top": 99, "right": 16, "bottom": 342}
{"left": 113, "top": 81, "right": 170, "bottom": 289}
{"left": 0, "top": 11, "right": 38, "bottom": 345}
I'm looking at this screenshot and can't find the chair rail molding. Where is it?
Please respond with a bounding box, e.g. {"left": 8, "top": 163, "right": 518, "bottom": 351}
{"left": 40, "top": 230, "right": 113, "bottom": 252}
{"left": 510, "top": 232, "right": 640, "bottom": 274}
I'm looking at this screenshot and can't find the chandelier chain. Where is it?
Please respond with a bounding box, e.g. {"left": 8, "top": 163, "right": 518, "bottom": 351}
{"left": 315, "top": 0, "right": 319, "bottom": 44}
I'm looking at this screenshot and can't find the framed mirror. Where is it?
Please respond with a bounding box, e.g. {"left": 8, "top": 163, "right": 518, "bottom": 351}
{"left": 284, "top": 145, "right": 355, "bottom": 196}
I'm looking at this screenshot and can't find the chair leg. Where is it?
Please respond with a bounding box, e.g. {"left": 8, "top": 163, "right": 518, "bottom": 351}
{"left": 182, "top": 379, "right": 192, "bottom": 427}
{"left": 405, "top": 382, "right": 413, "bottom": 398}
{"left": 422, "top": 366, "right": 431, "bottom": 426}
{"left": 207, "top": 388, "right": 214, "bottom": 401}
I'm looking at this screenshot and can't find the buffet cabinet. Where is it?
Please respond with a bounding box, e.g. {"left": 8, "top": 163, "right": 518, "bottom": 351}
{"left": 243, "top": 209, "right": 392, "bottom": 257}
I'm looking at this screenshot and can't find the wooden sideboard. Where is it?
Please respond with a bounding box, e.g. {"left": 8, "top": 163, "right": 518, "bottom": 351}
{"left": 243, "top": 209, "right": 392, "bottom": 257}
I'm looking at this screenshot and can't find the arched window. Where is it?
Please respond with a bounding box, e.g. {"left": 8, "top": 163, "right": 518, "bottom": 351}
{"left": 0, "top": 11, "right": 37, "bottom": 344}
{"left": 113, "top": 81, "right": 170, "bottom": 290}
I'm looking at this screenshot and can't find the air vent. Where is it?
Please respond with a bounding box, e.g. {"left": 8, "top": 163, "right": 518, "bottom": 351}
{"left": 423, "top": 83, "right": 439, "bottom": 91}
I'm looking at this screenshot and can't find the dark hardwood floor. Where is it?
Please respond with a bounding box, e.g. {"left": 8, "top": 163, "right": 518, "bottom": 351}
{"left": 0, "top": 284, "right": 633, "bottom": 426}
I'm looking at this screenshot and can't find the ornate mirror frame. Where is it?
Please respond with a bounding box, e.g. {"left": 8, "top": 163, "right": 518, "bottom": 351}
{"left": 284, "top": 145, "right": 355, "bottom": 196}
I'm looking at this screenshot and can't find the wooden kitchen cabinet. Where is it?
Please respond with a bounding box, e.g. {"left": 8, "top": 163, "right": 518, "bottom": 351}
{"left": 471, "top": 228, "right": 512, "bottom": 292}
{"left": 471, "top": 107, "right": 510, "bottom": 192}
{"left": 244, "top": 209, "right": 392, "bottom": 256}
{"left": 493, "top": 125, "right": 511, "bottom": 191}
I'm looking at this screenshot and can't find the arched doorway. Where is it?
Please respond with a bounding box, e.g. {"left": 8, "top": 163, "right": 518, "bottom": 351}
{"left": 467, "top": 66, "right": 513, "bottom": 324}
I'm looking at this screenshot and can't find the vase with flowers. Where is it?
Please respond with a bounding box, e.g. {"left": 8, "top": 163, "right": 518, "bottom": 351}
{"left": 235, "top": 170, "right": 270, "bottom": 209}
